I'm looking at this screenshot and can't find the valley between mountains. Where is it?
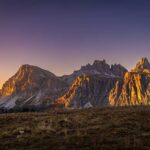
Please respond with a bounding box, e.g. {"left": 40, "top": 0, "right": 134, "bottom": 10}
{"left": 0, "top": 57, "right": 149, "bottom": 111}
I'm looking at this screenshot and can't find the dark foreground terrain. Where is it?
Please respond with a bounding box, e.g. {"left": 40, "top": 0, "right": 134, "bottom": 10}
{"left": 0, "top": 106, "right": 150, "bottom": 150}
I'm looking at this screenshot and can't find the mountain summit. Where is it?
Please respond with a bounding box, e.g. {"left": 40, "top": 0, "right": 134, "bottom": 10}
{"left": 109, "top": 57, "right": 150, "bottom": 106}
{"left": 62, "top": 59, "right": 127, "bottom": 84}
{"left": 0, "top": 64, "right": 67, "bottom": 110}
{"left": 1, "top": 64, "right": 56, "bottom": 96}
{"left": 135, "top": 57, "right": 150, "bottom": 70}
{"left": 80, "top": 59, "right": 127, "bottom": 76}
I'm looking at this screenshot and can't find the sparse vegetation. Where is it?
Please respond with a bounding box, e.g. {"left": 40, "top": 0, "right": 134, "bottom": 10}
{"left": 0, "top": 106, "right": 150, "bottom": 150}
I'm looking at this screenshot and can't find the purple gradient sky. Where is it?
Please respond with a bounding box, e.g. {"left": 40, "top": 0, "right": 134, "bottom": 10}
{"left": 0, "top": 0, "right": 150, "bottom": 87}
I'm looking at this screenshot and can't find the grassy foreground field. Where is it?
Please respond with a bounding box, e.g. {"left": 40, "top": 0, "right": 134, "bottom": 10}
{"left": 0, "top": 106, "right": 150, "bottom": 150}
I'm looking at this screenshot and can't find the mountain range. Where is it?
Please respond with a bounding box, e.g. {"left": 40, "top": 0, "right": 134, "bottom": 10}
{"left": 0, "top": 57, "right": 149, "bottom": 111}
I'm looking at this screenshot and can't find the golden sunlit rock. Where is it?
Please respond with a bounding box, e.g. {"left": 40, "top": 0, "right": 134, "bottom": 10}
{"left": 0, "top": 64, "right": 68, "bottom": 109}
{"left": 56, "top": 74, "right": 120, "bottom": 108}
{"left": 109, "top": 57, "right": 150, "bottom": 106}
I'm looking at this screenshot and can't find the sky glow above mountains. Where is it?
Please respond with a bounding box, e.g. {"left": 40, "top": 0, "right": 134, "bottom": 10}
{"left": 0, "top": 0, "right": 150, "bottom": 87}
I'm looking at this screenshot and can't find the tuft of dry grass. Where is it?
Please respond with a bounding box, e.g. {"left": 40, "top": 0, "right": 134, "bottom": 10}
{"left": 0, "top": 106, "right": 150, "bottom": 150}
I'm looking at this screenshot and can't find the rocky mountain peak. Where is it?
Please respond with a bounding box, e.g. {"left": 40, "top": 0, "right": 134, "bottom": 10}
{"left": 62, "top": 59, "right": 128, "bottom": 85}
{"left": 92, "top": 59, "right": 110, "bottom": 73}
{"left": 109, "top": 57, "right": 150, "bottom": 106}
{"left": 93, "top": 59, "right": 107, "bottom": 66}
{"left": 80, "top": 59, "right": 127, "bottom": 76}
{"left": 19, "top": 64, "right": 39, "bottom": 72}
{"left": 56, "top": 74, "right": 120, "bottom": 108}
{"left": 19, "top": 64, "right": 34, "bottom": 69}
{"left": 111, "top": 64, "right": 127, "bottom": 77}
{"left": 135, "top": 57, "right": 150, "bottom": 70}
{"left": 18, "top": 64, "right": 56, "bottom": 78}
{"left": 0, "top": 64, "right": 63, "bottom": 97}
{"left": 0, "top": 64, "right": 68, "bottom": 110}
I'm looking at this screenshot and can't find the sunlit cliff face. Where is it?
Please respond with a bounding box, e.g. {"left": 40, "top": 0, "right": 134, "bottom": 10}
{"left": 1, "top": 65, "right": 36, "bottom": 96}
{"left": 56, "top": 74, "right": 120, "bottom": 108}
{"left": 56, "top": 57, "right": 150, "bottom": 108}
{"left": 109, "top": 58, "right": 150, "bottom": 106}
{"left": 131, "top": 57, "right": 150, "bottom": 73}
{"left": 56, "top": 74, "right": 90, "bottom": 107}
{"left": 0, "top": 64, "right": 66, "bottom": 98}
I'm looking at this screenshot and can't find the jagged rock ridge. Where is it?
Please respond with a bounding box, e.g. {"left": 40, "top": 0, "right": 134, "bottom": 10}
{"left": 62, "top": 59, "right": 127, "bottom": 84}
{"left": 57, "top": 74, "right": 121, "bottom": 108}
{"left": 109, "top": 58, "right": 150, "bottom": 106}
{"left": 135, "top": 57, "right": 150, "bottom": 70}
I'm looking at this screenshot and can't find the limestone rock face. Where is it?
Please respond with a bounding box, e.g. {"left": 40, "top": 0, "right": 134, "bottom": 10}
{"left": 57, "top": 74, "right": 121, "bottom": 108}
{"left": 111, "top": 64, "right": 127, "bottom": 77}
{"left": 0, "top": 65, "right": 67, "bottom": 110}
{"left": 80, "top": 59, "right": 127, "bottom": 76}
{"left": 62, "top": 59, "right": 127, "bottom": 84}
{"left": 1, "top": 65, "right": 55, "bottom": 96}
{"left": 135, "top": 57, "right": 150, "bottom": 70}
{"left": 109, "top": 58, "right": 150, "bottom": 106}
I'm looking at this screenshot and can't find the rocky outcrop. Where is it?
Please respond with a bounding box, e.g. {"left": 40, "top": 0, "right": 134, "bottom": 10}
{"left": 56, "top": 74, "right": 121, "bottom": 108}
{"left": 62, "top": 59, "right": 127, "bottom": 84}
{"left": 58, "top": 57, "right": 150, "bottom": 108}
{"left": 0, "top": 65, "right": 68, "bottom": 110}
{"left": 80, "top": 59, "right": 127, "bottom": 76}
{"left": 109, "top": 58, "right": 150, "bottom": 106}
{"left": 111, "top": 64, "right": 127, "bottom": 77}
{"left": 135, "top": 57, "right": 150, "bottom": 70}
